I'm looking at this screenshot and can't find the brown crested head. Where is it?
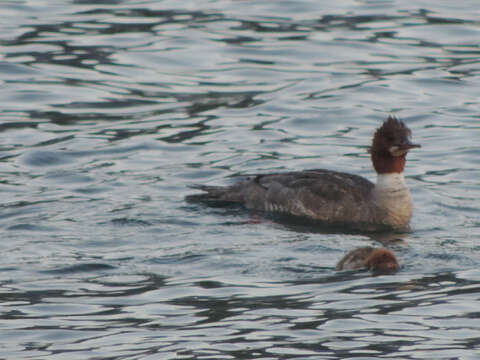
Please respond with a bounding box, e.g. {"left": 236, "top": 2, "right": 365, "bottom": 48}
{"left": 366, "top": 248, "right": 399, "bottom": 274}
{"left": 370, "top": 116, "right": 421, "bottom": 174}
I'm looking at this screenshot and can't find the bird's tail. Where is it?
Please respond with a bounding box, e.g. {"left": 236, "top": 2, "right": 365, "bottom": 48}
{"left": 185, "top": 184, "right": 243, "bottom": 204}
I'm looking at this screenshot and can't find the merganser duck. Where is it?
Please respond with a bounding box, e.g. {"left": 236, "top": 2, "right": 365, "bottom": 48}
{"left": 336, "top": 246, "right": 399, "bottom": 273}
{"left": 187, "top": 116, "right": 421, "bottom": 229}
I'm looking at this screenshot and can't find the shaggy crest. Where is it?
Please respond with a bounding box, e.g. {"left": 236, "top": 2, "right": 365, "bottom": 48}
{"left": 366, "top": 248, "right": 399, "bottom": 274}
{"left": 370, "top": 115, "right": 420, "bottom": 173}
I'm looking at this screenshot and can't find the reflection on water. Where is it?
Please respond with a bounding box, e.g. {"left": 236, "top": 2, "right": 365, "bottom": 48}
{"left": 3, "top": 270, "right": 480, "bottom": 358}
{"left": 0, "top": 0, "right": 480, "bottom": 358}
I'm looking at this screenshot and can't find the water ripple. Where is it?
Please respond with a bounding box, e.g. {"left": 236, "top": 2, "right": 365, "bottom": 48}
{"left": 0, "top": 0, "right": 480, "bottom": 358}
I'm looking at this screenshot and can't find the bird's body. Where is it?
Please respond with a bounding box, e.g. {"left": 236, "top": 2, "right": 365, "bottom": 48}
{"left": 188, "top": 116, "right": 420, "bottom": 230}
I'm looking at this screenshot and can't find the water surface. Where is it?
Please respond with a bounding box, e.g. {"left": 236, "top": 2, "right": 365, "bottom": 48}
{"left": 1, "top": 0, "right": 480, "bottom": 358}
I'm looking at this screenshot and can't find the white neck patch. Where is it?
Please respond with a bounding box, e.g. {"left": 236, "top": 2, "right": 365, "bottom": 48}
{"left": 373, "top": 172, "right": 413, "bottom": 226}
{"left": 376, "top": 173, "right": 407, "bottom": 192}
